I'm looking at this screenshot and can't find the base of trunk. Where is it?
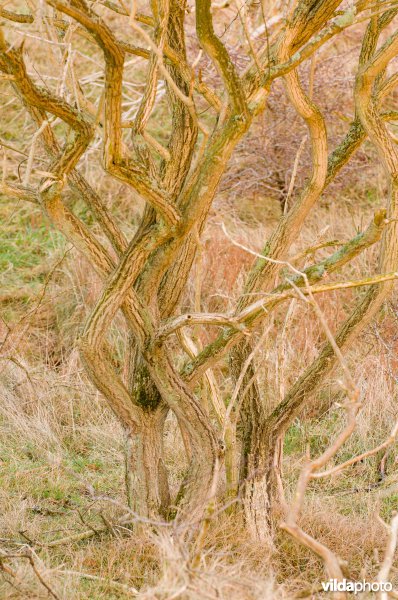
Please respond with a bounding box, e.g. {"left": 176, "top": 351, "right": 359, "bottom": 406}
{"left": 241, "top": 474, "right": 274, "bottom": 545}
{"left": 126, "top": 406, "right": 170, "bottom": 519}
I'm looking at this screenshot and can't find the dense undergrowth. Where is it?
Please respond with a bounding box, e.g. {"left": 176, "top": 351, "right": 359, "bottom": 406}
{"left": 1, "top": 1, "right": 398, "bottom": 598}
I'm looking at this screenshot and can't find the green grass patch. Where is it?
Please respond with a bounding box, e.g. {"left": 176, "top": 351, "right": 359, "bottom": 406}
{"left": 0, "top": 204, "right": 64, "bottom": 287}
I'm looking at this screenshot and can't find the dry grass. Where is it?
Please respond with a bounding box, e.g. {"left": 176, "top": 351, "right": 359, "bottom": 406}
{"left": 1, "top": 2, "right": 398, "bottom": 598}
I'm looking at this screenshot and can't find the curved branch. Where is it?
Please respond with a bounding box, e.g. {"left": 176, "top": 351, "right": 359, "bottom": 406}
{"left": 195, "top": 0, "right": 247, "bottom": 115}
{"left": 182, "top": 210, "right": 389, "bottom": 380}
{"left": 46, "top": 0, "right": 181, "bottom": 227}
{"left": 171, "top": 272, "right": 398, "bottom": 354}
{"left": 257, "top": 9, "right": 398, "bottom": 468}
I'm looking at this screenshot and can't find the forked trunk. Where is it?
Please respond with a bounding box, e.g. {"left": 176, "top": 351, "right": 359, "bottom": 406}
{"left": 147, "top": 346, "right": 221, "bottom": 525}
{"left": 127, "top": 343, "right": 220, "bottom": 524}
